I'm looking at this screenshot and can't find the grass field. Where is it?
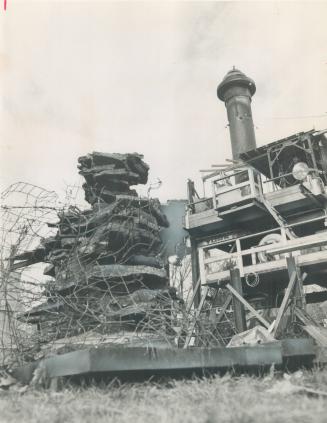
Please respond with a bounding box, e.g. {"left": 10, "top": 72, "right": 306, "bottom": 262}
{"left": 1, "top": 368, "right": 327, "bottom": 423}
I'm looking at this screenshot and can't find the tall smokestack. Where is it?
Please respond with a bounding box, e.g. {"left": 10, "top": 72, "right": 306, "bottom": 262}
{"left": 217, "top": 68, "right": 257, "bottom": 160}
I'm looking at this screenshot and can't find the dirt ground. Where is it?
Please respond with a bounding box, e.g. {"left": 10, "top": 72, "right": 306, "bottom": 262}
{"left": 1, "top": 368, "right": 327, "bottom": 423}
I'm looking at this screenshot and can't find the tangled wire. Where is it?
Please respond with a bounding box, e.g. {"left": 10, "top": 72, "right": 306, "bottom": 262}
{"left": 0, "top": 154, "right": 236, "bottom": 368}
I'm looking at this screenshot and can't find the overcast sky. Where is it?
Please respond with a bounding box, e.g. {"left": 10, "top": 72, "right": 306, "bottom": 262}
{"left": 1, "top": 1, "right": 327, "bottom": 204}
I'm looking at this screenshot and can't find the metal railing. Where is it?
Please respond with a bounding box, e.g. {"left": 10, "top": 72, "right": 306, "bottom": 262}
{"left": 198, "top": 223, "right": 327, "bottom": 283}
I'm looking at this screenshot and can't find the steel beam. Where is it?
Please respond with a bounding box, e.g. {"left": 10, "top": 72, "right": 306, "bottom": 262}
{"left": 229, "top": 268, "right": 247, "bottom": 333}
{"left": 12, "top": 339, "right": 316, "bottom": 385}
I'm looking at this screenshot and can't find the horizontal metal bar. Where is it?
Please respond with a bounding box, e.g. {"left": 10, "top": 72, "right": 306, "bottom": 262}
{"left": 263, "top": 170, "right": 323, "bottom": 184}
{"left": 203, "top": 242, "right": 284, "bottom": 265}
{"left": 267, "top": 235, "right": 327, "bottom": 255}
{"left": 199, "top": 215, "right": 326, "bottom": 248}
{"left": 262, "top": 171, "right": 294, "bottom": 183}
{"left": 204, "top": 233, "right": 327, "bottom": 271}
{"left": 202, "top": 167, "right": 249, "bottom": 182}
{"left": 214, "top": 182, "right": 251, "bottom": 196}
{"left": 11, "top": 339, "right": 316, "bottom": 384}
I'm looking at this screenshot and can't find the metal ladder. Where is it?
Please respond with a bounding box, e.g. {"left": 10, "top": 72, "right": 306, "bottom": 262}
{"left": 260, "top": 196, "right": 297, "bottom": 239}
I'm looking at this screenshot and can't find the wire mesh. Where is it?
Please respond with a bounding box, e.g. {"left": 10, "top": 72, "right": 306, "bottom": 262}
{"left": 0, "top": 155, "right": 232, "bottom": 369}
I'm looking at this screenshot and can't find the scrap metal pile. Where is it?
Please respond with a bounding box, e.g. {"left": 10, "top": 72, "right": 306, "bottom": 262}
{"left": 12, "top": 153, "right": 182, "bottom": 350}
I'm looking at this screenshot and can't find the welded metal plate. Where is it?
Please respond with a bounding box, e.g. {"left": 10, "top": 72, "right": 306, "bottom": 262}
{"left": 87, "top": 344, "right": 282, "bottom": 375}
{"left": 12, "top": 338, "right": 316, "bottom": 383}
{"left": 281, "top": 338, "right": 315, "bottom": 357}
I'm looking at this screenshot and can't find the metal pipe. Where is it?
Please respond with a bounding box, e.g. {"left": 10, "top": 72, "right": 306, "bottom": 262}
{"left": 217, "top": 67, "right": 257, "bottom": 160}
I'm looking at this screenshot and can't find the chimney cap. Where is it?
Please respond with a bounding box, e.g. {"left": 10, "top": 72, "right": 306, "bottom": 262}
{"left": 217, "top": 68, "right": 256, "bottom": 101}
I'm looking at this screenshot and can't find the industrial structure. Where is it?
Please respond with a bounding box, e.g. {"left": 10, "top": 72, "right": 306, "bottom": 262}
{"left": 185, "top": 68, "right": 327, "bottom": 343}
{"left": 2, "top": 68, "right": 327, "bottom": 386}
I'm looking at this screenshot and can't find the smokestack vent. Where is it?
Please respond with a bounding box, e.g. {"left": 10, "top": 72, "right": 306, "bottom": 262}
{"left": 217, "top": 68, "right": 257, "bottom": 160}
{"left": 217, "top": 68, "right": 256, "bottom": 101}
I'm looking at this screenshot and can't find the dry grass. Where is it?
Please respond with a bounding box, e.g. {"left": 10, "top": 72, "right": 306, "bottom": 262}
{"left": 1, "top": 369, "right": 327, "bottom": 423}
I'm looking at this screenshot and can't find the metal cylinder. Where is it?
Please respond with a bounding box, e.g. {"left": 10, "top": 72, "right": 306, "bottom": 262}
{"left": 217, "top": 68, "right": 257, "bottom": 160}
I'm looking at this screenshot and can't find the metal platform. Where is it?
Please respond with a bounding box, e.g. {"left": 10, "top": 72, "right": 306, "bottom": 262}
{"left": 12, "top": 338, "right": 316, "bottom": 384}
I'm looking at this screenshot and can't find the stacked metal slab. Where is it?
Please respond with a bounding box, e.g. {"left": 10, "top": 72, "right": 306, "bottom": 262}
{"left": 17, "top": 153, "right": 179, "bottom": 345}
